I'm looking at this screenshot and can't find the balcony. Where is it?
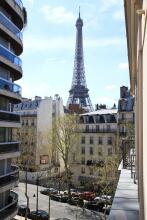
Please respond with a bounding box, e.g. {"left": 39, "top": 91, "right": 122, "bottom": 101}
{"left": 0, "top": 191, "right": 18, "bottom": 220}
{"left": 0, "top": 12, "right": 22, "bottom": 40}
{"left": 81, "top": 128, "right": 117, "bottom": 133}
{"left": 0, "top": 110, "right": 20, "bottom": 123}
{"left": 0, "top": 141, "right": 19, "bottom": 154}
{"left": 0, "top": 165, "right": 19, "bottom": 193}
{"left": 0, "top": 77, "right": 21, "bottom": 99}
{"left": 15, "top": 0, "right": 23, "bottom": 9}
{"left": 0, "top": 44, "right": 22, "bottom": 67}
{"left": 108, "top": 149, "right": 138, "bottom": 220}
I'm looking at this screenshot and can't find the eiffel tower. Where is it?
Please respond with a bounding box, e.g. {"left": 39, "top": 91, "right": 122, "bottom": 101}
{"left": 67, "top": 9, "right": 93, "bottom": 112}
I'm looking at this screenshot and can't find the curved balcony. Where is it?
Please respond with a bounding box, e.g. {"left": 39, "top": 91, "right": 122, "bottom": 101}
{"left": 0, "top": 44, "right": 22, "bottom": 80}
{"left": 0, "top": 142, "right": 20, "bottom": 154}
{"left": 0, "top": 77, "right": 22, "bottom": 102}
{"left": 0, "top": 166, "right": 19, "bottom": 193}
{"left": 0, "top": 191, "right": 18, "bottom": 220}
{"left": 0, "top": 11, "right": 23, "bottom": 55}
{"left": 0, "top": 110, "right": 20, "bottom": 123}
{"left": 4, "top": 0, "right": 25, "bottom": 30}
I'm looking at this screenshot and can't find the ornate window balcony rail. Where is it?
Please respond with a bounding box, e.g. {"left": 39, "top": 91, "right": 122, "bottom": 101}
{"left": 80, "top": 128, "right": 117, "bottom": 133}
{"left": 0, "top": 44, "right": 22, "bottom": 67}
{"left": 0, "top": 77, "right": 21, "bottom": 95}
{"left": 0, "top": 142, "right": 20, "bottom": 153}
{"left": 0, "top": 11, "right": 22, "bottom": 40}
{"left": 15, "top": 0, "right": 23, "bottom": 9}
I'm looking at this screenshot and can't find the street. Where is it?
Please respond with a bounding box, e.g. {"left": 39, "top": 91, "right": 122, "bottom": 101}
{"left": 14, "top": 183, "right": 104, "bottom": 220}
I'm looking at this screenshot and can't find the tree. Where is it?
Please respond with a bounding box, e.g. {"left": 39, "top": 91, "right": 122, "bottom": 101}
{"left": 51, "top": 114, "right": 79, "bottom": 198}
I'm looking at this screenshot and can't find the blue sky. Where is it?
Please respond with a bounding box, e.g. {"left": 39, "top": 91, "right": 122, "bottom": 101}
{"left": 19, "top": 0, "right": 129, "bottom": 108}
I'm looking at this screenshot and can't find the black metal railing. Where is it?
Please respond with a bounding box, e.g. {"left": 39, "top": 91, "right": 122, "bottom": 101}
{"left": 0, "top": 110, "right": 20, "bottom": 122}
{"left": 81, "top": 128, "right": 117, "bottom": 133}
{"left": 0, "top": 142, "right": 19, "bottom": 153}
{"left": 0, "top": 168, "right": 19, "bottom": 187}
{"left": 0, "top": 11, "right": 22, "bottom": 40}
{"left": 0, "top": 191, "right": 18, "bottom": 219}
{"left": 0, "top": 77, "right": 21, "bottom": 95}
{"left": 0, "top": 44, "right": 22, "bottom": 67}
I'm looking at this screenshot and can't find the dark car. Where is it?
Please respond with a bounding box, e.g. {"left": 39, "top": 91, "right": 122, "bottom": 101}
{"left": 29, "top": 210, "right": 49, "bottom": 220}
{"left": 40, "top": 188, "right": 58, "bottom": 196}
{"left": 55, "top": 219, "right": 71, "bottom": 220}
{"left": 18, "top": 205, "right": 30, "bottom": 217}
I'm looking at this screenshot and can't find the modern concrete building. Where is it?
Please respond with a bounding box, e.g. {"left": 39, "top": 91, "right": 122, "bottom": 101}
{"left": 0, "top": 0, "right": 26, "bottom": 219}
{"left": 13, "top": 95, "right": 64, "bottom": 175}
{"left": 123, "top": 1, "right": 147, "bottom": 219}
{"left": 70, "top": 107, "right": 118, "bottom": 187}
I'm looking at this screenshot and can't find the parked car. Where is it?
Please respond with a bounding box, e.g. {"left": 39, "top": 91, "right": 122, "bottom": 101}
{"left": 67, "top": 197, "right": 79, "bottom": 205}
{"left": 18, "top": 205, "right": 30, "bottom": 217}
{"left": 40, "top": 188, "right": 58, "bottom": 196}
{"left": 50, "top": 194, "right": 68, "bottom": 203}
{"left": 79, "top": 192, "right": 95, "bottom": 201}
{"left": 102, "top": 205, "right": 112, "bottom": 214}
{"left": 29, "top": 210, "right": 49, "bottom": 220}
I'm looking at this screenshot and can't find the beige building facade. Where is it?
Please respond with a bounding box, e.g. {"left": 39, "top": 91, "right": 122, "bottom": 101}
{"left": 14, "top": 95, "right": 64, "bottom": 174}
{"left": 124, "top": 0, "right": 147, "bottom": 219}
{"left": 70, "top": 108, "right": 118, "bottom": 187}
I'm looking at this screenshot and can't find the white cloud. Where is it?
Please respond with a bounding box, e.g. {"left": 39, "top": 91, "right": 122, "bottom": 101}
{"left": 113, "top": 10, "right": 124, "bottom": 21}
{"left": 118, "top": 62, "right": 128, "bottom": 69}
{"left": 100, "top": 0, "right": 122, "bottom": 13}
{"left": 23, "top": 35, "right": 124, "bottom": 52}
{"left": 105, "top": 85, "right": 117, "bottom": 90}
{"left": 41, "top": 5, "right": 75, "bottom": 24}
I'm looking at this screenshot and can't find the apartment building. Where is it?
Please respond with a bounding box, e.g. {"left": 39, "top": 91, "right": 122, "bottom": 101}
{"left": 0, "top": 0, "right": 26, "bottom": 219}
{"left": 118, "top": 86, "right": 135, "bottom": 167}
{"left": 13, "top": 95, "right": 64, "bottom": 175}
{"left": 124, "top": 1, "right": 147, "bottom": 219}
{"left": 70, "top": 107, "right": 118, "bottom": 187}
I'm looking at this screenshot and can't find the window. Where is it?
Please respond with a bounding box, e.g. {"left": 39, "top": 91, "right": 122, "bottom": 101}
{"left": 81, "top": 167, "right": 85, "bottom": 174}
{"left": 98, "top": 137, "right": 103, "bottom": 145}
{"left": 81, "top": 146, "right": 85, "bottom": 154}
{"left": 22, "top": 120, "right": 24, "bottom": 126}
{"left": 31, "top": 119, "right": 34, "bottom": 126}
{"left": 107, "top": 137, "right": 112, "bottom": 145}
{"left": 89, "top": 168, "right": 93, "bottom": 175}
{"left": 81, "top": 136, "right": 85, "bottom": 144}
{"left": 85, "top": 125, "right": 89, "bottom": 132}
{"left": 81, "top": 157, "right": 85, "bottom": 165}
{"left": 90, "top": 136, "right": 93, "bottom": 144}
{"left": 89, "top": 147, "right": 93, "bottom": 155}
{"left": 26, "top": 120, "right": 28, "bottom": 126}
{"left": 108, "top": 148, "right": 112, "bottom": 156}
{"left": 98, "top": 147, "right": 102, "bottom": 156}
{"left": 40, "top": 155, "right": 49, "bottom": 164}
{"left": 96, "top": 125, "right": 99, "bottom": 132}
{"left": 107, "top": 125, "right": 111, "bottom": 132}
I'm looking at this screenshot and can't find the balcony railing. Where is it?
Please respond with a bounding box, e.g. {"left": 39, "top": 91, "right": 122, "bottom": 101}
{"left": 0, "top": 142, "right": 19, "bottom": 154}
{"left": 0, "top": 110, "right": 20, "bottom": 122}
{"left": 0, "top": 77, "right": 21, "bottom": 95}
{"left": 0, "top": 167, "right": 19, "bottom": 187}
{"left": 80, "top": 128, "right": 117, "bottom": 133}
{"left": 15, "top": 0, "right": 23, "bottom": 9}
{"left": 0, "top": 191, "right": 18, "bottom": 219}
{"left": 0, "top": 12, "right": 22, "bottom": 40}
{"left": 0, "top": 44, "right": 22, "bottom": 67}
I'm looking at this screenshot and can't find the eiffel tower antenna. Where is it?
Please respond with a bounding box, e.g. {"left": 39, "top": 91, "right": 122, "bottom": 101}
{"left": 67, "top": 9, "right": 93, "bottom": 112}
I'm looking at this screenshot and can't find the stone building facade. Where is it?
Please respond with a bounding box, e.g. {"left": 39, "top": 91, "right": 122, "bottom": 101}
{"left": 13, "top": 95, "right": 64, "bottom": 174}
